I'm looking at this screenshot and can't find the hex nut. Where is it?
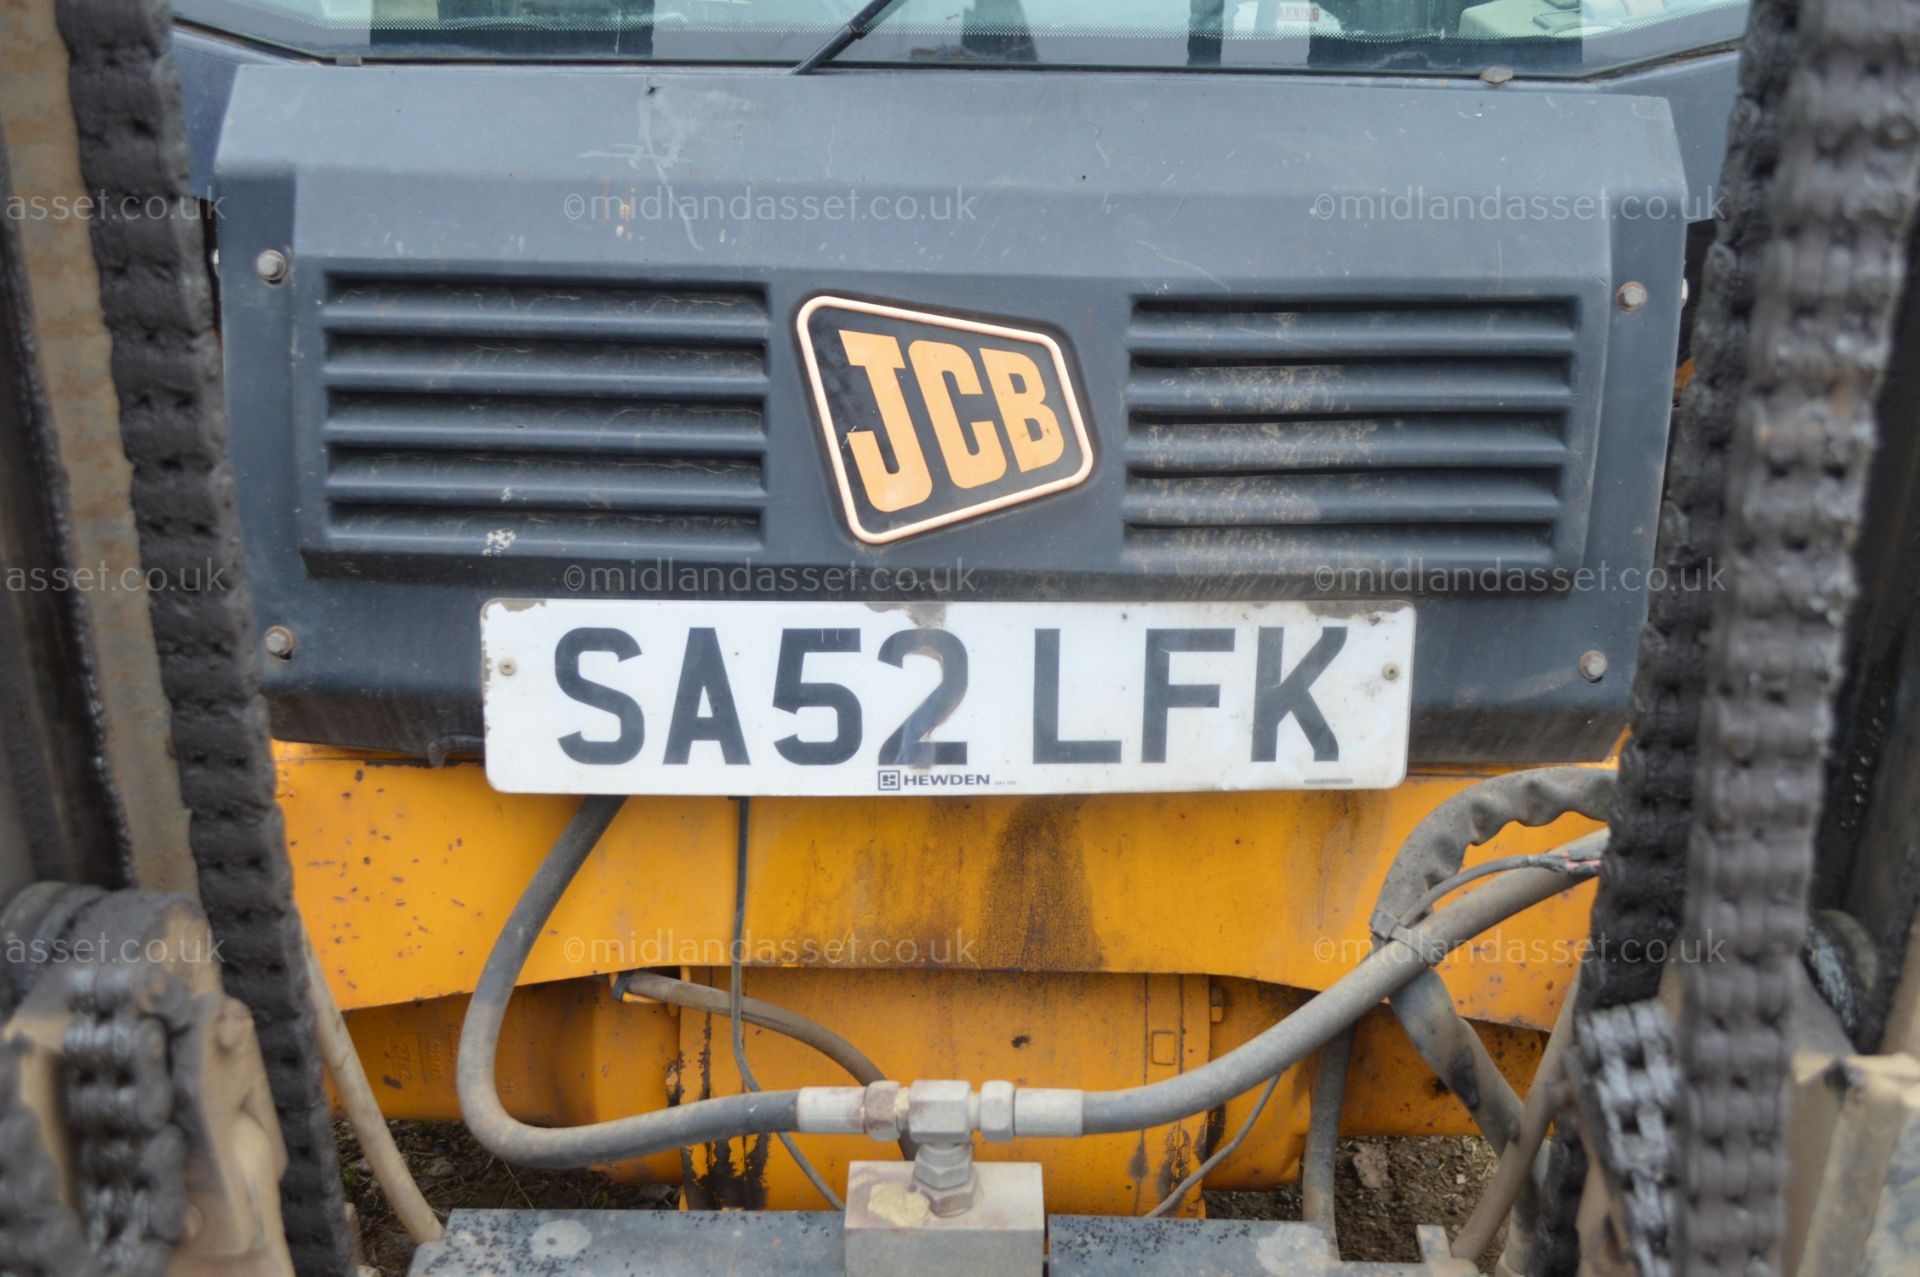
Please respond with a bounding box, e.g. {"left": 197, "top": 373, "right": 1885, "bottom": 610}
{"left": 907, "top": 1079, "right": 974, "bottom": 1142}
{"left": 1617, "top": 281, "right": 1648, "bottom": 312}
{"left": 913, "top": 1143, "right": 974, "bottom": 1191}
{"left": 978, "top": 1081, "right": 1016, "bottom": 1143}
{"left": 911, "top": 1143, "right": 979, "bottom": 1217}
{"left": 920, "top": 1180, "right": 976, "bottom": 1217}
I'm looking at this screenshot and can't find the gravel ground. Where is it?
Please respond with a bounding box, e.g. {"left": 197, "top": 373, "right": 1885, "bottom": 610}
{"left": 338, "top": 1122, "right": 1503, "bottom": 1274}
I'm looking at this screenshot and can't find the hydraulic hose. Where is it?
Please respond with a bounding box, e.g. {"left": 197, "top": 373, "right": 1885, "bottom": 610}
{"left": 306, "top": 933, "right": 443, "bottom": 1245}
{"left": 1301, "top": 1030, "right": 1350, "bottom": 1247}
{"left": 616, "top": 971, "right": 889, "bottom": 1087}
{"left": 1305, "top": 771, "right": 1612, "bottom": 1258}
{"left": 1371, "top": 768, "right": 1613, "bottom": 927}
{"left": 1079, "top": 866, "right": 1576, "bottom": 1134}
{"left": 460, "top": 804, "right": 1587, "bottom": 1166}
{"left": 1452, "top": 969, "right": 1583, "bottom": 1264}
{"left": 457, "top": 796, "right": 803, "bottom": 1169}
{"left": 1382, "top": 833, "right": 1605, "bottom": 1130}
{"left": 615, "top": 971, "right": 916, "bottom": 1164}
{"left": 1388, "top": 973, "right": 1523, "bottom": 1152}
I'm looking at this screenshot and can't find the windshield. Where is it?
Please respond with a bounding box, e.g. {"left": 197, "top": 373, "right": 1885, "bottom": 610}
{"left": 173, "top": 0, "right": 1749, "bottom": 75}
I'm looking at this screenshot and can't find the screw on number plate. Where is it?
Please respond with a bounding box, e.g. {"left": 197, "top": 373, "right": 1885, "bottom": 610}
{"left": 263, "top": 626, "right": 295, "bottom": 659}
{"left": 1382, "top": 663, "right": 1401, "bottom": 682}
{"left": 1579, "top": 650, "right": 1609, "bottom": 682}
{"left": 498, "top": 658, "right": 518, "bottom": 677}
{"left": 1616, "top": 281, "right": 1648, "bottom": 312}
{"left": 255, "top": 249, "right": 288, "bottom": 284}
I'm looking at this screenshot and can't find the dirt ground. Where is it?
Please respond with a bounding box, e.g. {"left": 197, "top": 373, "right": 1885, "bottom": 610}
{"left": 1210, "top": 1135, "right": 1507, "bottom": 1271}
{"left": 337, "top": 1121, "right": 1503, "bottom": 1274}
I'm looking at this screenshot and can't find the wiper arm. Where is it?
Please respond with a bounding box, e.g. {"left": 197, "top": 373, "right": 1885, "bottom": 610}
{"left": 792, "top": 0, "right": 905, "bottom": 74}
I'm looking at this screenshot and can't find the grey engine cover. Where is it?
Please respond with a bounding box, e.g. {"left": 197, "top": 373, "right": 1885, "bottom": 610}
{"left": 213, "top": 67, "right": 1687, "bottom": 764}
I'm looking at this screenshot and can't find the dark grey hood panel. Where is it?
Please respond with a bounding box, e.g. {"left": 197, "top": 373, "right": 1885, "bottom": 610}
{"left": 214, "top": 66, "right": 1687, "bottom": 764}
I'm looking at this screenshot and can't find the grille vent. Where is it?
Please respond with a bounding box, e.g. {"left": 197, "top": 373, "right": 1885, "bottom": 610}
{"left": 317, "top": 276, "right": 768, "bottom": 566}
{"left": 1123, "top": 297, "right": 1586, "bottom": 575}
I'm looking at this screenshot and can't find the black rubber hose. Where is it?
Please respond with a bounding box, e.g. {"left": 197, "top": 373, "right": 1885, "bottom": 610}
{"left": 1388, "top": 972, "right": 1523, "bottom": 1152}
{"left": 617, "top": 971, "right": 887, "bottom": 1086}
{"left": 618, "top": 971, "right": 916, "bottom": 1163}
{"left": 1305, "top": 772, "right": 1611, "bottom": 1257}
{"left": 459, "top": 804, "right": 1584, "bottom": 1163}
{"left": 1452, "top": 969, "right": 1583, "bottom": 1264}
{"left": 1372, "top": 768, "right": 1613, "bottom": 928}
{"left": 457, "top": 797, "right": 803, "bottom": 1169}
{"left": 1080, "top": 866, "right": 1577, "bottom": 1134}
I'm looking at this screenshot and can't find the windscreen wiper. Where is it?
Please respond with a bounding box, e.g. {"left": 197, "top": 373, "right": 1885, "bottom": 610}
{"left": 792, "top": 0, "right": 905, "bottom": 74}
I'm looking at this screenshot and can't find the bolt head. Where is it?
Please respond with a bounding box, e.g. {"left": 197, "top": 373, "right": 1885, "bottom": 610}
{"left": 263, "top": 625, "right": 295, "bottom": 659}
{"left": 1579, "top": 649, "right": 1609, "bottom": 682}
{"left": 255, "top": 249, "right": 289, "bottom": 284}
{"left": 1616, "top": 281, "right": 1648, "bottom": 312}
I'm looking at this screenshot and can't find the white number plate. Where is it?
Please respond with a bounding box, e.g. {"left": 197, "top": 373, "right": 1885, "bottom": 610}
{"left": 481, "top": 599, "right": 1414, "bottom": 796}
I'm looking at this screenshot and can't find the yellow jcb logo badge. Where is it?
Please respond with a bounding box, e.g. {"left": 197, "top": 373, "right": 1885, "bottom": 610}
{"left": 797, "top": 296, "right": 1095, "bottom": 543}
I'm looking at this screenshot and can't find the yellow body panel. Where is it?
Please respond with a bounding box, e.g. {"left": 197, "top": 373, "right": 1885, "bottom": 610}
{"left": 285, "top": 744, "right": 1599, "bottom": 1211}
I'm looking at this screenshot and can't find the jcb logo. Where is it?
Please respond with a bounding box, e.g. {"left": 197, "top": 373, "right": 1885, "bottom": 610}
{"left": 797, "top": 296, "right": 1094, "bottom": 543}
